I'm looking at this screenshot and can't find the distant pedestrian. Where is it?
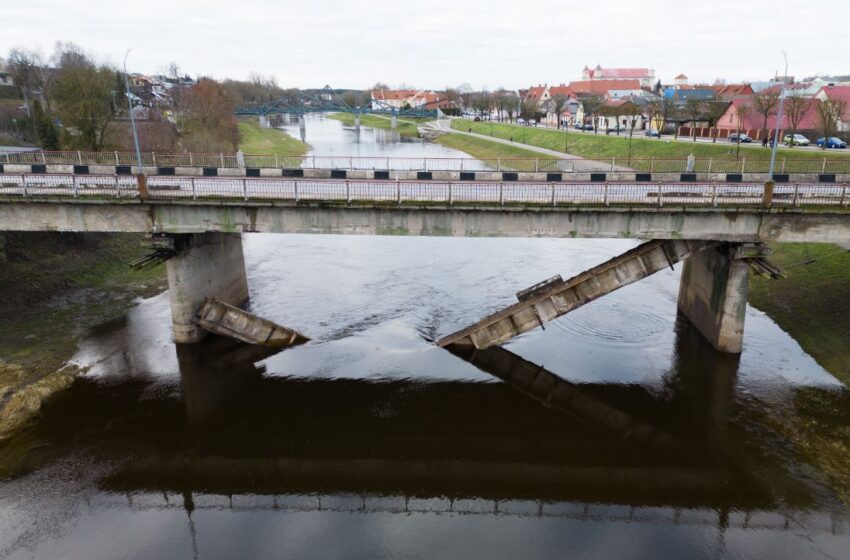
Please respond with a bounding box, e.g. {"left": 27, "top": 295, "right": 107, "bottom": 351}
{"left": 761, "top": 137, "right": 768, "bottom": 148}
{"left": 686, "top": 153, "right": 695, "bottom": 173}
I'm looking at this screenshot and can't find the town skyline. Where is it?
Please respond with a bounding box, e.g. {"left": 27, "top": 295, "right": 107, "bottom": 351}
{"left": 2, "top": 0, "right": 847, "bottom": 90}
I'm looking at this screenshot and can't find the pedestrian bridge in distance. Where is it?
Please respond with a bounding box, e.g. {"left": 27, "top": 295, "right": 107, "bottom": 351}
{"left": 1, "top": 172, "right": 848, "bottom": 353}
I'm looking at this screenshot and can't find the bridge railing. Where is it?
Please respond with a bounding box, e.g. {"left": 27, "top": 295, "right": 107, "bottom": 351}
{"left": 2, "top": 173, "right": 848, "bottom": 209}
{"left": 4, "top": 150, "right": 850, "bottom": 174}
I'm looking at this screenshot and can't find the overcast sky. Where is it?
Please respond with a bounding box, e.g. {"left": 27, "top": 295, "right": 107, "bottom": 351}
{"left": 3, "top": 0, "right": 846, "bottom": 90}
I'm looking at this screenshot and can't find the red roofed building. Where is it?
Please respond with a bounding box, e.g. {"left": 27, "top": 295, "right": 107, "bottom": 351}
{"left": 816, "top": 86, "right": 850, "bottom": 131}
{"left": 710, "top": 84, "right": 754, "bottom": 101}
{"left": 569, "top": 79, "right": 642, "bottom": 97}
{"left": 715, "top": 97, "right": 822, "bottom": 139}
{"left": 581, "top": 65, "right": 655, "bottom": 87}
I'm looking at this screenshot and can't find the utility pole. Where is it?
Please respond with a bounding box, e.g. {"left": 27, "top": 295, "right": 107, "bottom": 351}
{"left": 123, "top": 49, "right": 143, "bottom": 175}
{"left": 763, "top": 52, "right": 788, "bottom": 207}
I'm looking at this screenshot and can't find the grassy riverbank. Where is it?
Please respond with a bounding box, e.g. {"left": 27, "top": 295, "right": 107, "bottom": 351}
{"left": 434, "top": 133, "right": 556, "bottom": 163}
{"left": 748, "top": 242, "right": 850, "bottom": 505}
{"left": 326, "top": 113, "right": 429, "bottom": 138}
{"left": 0, "top": 233, "right": 167, "bottom": 440}
{"left": 452, "top": 119, "right": 850, "bottom": 164}
{"left": 238, "top": 118, "right": 310, "bottom": 155}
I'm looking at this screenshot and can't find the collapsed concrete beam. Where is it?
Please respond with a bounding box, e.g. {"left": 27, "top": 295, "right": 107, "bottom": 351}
{"left": 195, "top": 297, "right": 309, "bottom": 349}
{"left": 438, "top": 239, "right": 716, "bottom": 349}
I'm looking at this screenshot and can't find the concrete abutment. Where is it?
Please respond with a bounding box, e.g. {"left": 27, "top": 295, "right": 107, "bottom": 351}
{"left": 677, "top": 244, "right": 749, "bottom": 354}
{"left": 166, "top": 232, "right": 249, "bottom": 344}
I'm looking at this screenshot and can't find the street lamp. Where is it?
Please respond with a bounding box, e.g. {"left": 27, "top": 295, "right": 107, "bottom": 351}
{"left": 768, "top": 52, "right": 788, "bottom": 181}
{"left": 123, "top": 49, "right": 143, "bottom": 175}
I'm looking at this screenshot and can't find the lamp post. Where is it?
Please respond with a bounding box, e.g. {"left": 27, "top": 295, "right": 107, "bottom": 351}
{"left": 123, "top": 49, "right": 143, "bottom": 175}
{"left": 768, "top": 52, "right": 788, "bottom": 181}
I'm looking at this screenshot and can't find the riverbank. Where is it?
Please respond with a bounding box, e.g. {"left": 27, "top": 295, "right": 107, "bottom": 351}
{"left": 451, "top": 119, "right": 850, "bottom": 164}
{"left": 0, "top": 233, "right": 167, "bottom": 441}
{"left": 238, "top": 118, "right": 310, "bottom": 155}
{"left": 434, "top": 133, "right": 557, "bottom": 162}
{"left": 748, "top": 242, "right": 850, "bottom": 505}
{"left": 326, "top": 113, "right": 428, "bottom": 138}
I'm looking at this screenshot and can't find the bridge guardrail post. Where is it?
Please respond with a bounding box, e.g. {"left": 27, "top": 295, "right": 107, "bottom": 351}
{"left": 741, "top": 158, "right": 746, "bottom": 174}
{"left": 21, "top": 174, "right": 27, "bottom": 197}
{"left": 781, "top": 158, "right": 786, "bottom": 173}
{"left": 152, "top": 153, "right": 157, "bottom": 166}
{"left": 136, "top": 174, "right": 149, "bottom": 201}
{"left": 707, "top": 158, "right": 713, "bottom": 174}
{"left": 611, "top": 158, "right": 615, "bottom": 171}
{"left": 822, "top": 158, "right": 827, "bottom": 173}
{"left": 535, "top": 158, "right": 539, "bottom": 173}
{"left": 762, "top": 180, "right": 774, "bottom": 208}
{"left": 603, "top": 183, "right": 609, "bottom": 207}
{"left": 396, "top": 179, "right": 401, "bottom": 205}
{"left": 657, "top": 183, "right": 663, "bottom": 208}
{"left": 220, "top": 153, "right": 225, "bottom": 167}
{"left": 346, "top": 179, "right": 350, "bottom": 204}
{"left": 189, "top": 153, "right": 194, "bottom": 166}
{"left": 712, "top": 183, "right": 718, "bottom": 207}
{"left": 243, "top": 177, "right": 248, "bottom": 201}
{"left": 497, "top": 158, "right": 501, "bottom": 172}
{"left": 792, "top": 183, "right": 799, "bottom": 207}
{"left": 294, "top": 179, "right": 299, "bottom": 202}
{"left": 841, "top": 184, "right": 847, "bottom": 207}
{"left": 448, "top": 182, "right": 453, "bottom": 206}
{"left": 114, "top": 151, "right": 119, "bottom": 165}
{"left": 191, "top": 176, "right": 197, "bottom": 200}
{"left": 551, "top": 182, "right": 556, "bottom": 206}
{"left": 72, "top": 174, "right": 78, "bottom": 198}
{"left": 114, "top": 175, "right": 120, "bottom": 198}
{"left": 499, "top": 182, "right": 504, "bottom": 206}
{"left": 650, "top": 157, "right": 654, "bottom": 173}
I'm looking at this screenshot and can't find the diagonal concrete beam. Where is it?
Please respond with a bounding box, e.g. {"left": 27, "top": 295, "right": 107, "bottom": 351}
{"left": 438, "top": 239, "right": 716, "bottom": 349}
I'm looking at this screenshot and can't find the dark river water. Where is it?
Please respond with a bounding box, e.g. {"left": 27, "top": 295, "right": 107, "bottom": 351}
{"left": 1, "top": 121, "right": 849, "bottom": 559}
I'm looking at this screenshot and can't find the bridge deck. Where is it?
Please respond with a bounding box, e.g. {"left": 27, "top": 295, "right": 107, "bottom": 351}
{"left": 2, "top": 173, "right": 848, "bottom": 208}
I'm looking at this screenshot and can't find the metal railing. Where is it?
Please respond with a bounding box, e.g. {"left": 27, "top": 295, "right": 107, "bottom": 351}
{"left": 3, "top": 150, "right": 850, "bottom": 174}
{"left": 2, "top": 173, "right": 848, "bottom": 209}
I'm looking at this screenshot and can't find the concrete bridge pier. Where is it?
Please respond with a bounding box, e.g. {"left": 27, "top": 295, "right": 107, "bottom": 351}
{"left": 677, "top": 243, "right": 749, "bottom": 354}
{"left": 298, "top": 118, "right": 306, "bottom": 142}
{"left": 258, "top": 115, "right": 269, "bottom": 129}
{"left": 165, "top": 232, "right": 249, "bottom": 344}
{"left": 391, "top": 114, "right": 398, "bottom": 129}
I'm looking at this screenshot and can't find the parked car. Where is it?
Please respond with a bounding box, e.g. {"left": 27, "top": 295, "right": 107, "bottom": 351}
{"left": 816, "top": 137, "right": 848, "bottom": 149}
{"left": 528, "top": 119, "right": 537, "bottom": 126}
{"left": 783, "top": 133, "right": 810, "bottom": 146}
{"left": 644, "top": 129, "right": 660, "bottom": 137}
{"left": 728, "top": 133, "right": 752, "bottom": 143}
{"left": 517, "top": 118, "right": 526, "bottom": 124}
{"left": 605, "top": 126, "right": 623, "bottom": 135}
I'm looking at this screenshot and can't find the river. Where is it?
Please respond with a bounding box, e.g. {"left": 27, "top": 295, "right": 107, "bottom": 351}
{"left": 1, "top": 118, "right": 849, "bottom": 560}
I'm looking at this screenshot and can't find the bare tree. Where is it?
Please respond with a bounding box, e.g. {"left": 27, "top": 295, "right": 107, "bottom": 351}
{"left": 580, "top": 95, "right": 603, "bottom": 133}
{"left": 684, "top": 98, "right": 706, "bottom": 141}
{"left": 647, "top": 98, "right": 670, "bottom": 137}
{"left": 752, "top": 90, "right": 780, "bottom": 142}
{"left": 816, "top": 98, "right": 848, "bottom": 150}
{"left": 705, "top": 101, "right": 728, "bottom": 142}
{"left": 546, "top": 93, "right": 569, "bottom": 129}
{"left": 784, "top": 96, "right": 812, "bottom": 148}
{"left": 734, "top": 102, "right": 752, "bottom": 158}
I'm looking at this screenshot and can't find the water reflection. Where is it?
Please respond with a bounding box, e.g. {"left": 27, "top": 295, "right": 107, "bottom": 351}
{"left": 3, "top": 235, "right": 850, "bottom": 559}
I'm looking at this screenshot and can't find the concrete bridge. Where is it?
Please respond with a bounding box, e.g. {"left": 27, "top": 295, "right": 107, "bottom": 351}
{"left": 1, "top": 172, "right": 849, "bottom": 353}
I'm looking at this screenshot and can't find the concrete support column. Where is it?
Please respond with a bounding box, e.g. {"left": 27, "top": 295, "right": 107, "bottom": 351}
{"left": 258, "top": 115, "right": 269, "bottom": 129}
{"left": 391, "top": 114, "right": 398, "bottom": 129}
{"left": 677, "top": 244, "right": 748, "bottom": 354}
{"left": 166, "top": 232, "right": 249, "bottom": 344}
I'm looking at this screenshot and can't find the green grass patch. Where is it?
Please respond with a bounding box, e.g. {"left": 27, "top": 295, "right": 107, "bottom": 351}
{"left": 749, "top": 243, "right": 850, "bottom": 384}
{"left": 452, "top": 119, "right": 850, "bottom": 170}
{"left": 238, "top": 118, "right": 309, "bottom": 156}
{"left": 327, "top": 113, "right": 429, "bottom": 138}
{"left": 434, "top": 133, "right": 557, "bottom": 167}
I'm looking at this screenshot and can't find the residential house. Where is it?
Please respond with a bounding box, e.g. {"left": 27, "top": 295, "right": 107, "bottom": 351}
{"left": 714, "top": 96, "right": 822, "bottom": 139}
{"left": 370, "top": 89, "right": 418, "bottom": 110}
{"left": 581, "top": 65, "right": 655, "bottom": 88}
{"left": 674, "top": 74, "right": 688, "bottom": 86}
{"left": 815, "top": 85, "right": 850, "bottom": 132}
{"left": 0, "top": 60, "right": 13, "bottom": 87}
{"left": 710, "top": 84, "right": 754, "bottom": 101}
